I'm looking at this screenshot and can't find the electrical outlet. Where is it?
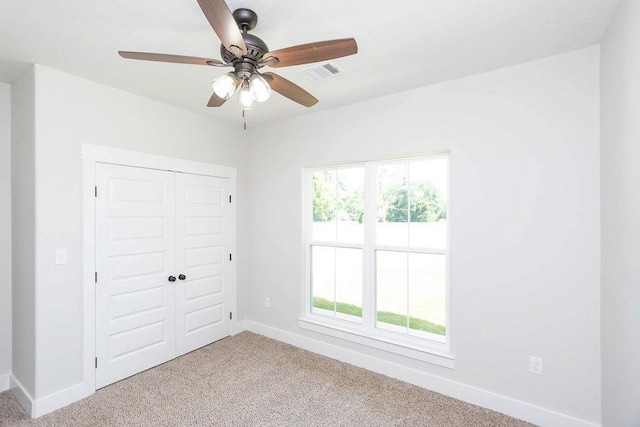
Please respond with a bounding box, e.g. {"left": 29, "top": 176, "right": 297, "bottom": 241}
{"left": 55, "top": 248, "right": 68, "bottom": 265}
{"left": 529, "top": 356, "right": 543, "bottom": 375}
{"left": 264, "top": 297, "right": 271, "bottom": 308}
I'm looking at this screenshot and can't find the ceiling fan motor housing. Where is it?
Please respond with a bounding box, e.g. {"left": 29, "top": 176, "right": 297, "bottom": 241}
{"left": 221, "top": 33, "right": 269, "bottom": 65}
{"left": 220, "top": 8, "right": 269, "bottom": 75}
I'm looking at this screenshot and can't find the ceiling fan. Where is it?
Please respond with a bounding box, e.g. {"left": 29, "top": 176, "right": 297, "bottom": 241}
{"left": 118, "top": 0, "right": 358, "bottom": 115}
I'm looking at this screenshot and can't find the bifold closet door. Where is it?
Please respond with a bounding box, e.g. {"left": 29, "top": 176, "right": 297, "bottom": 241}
{"left": 95, "top": 164, "right": 177, "bottom": 389}
{"left": 175, "top": 173, "right": 231, "bottom": 356}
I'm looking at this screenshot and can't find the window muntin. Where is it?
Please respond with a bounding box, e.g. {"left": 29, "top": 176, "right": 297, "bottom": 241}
{"left": 306, "top": 154, "right": 449, "bottom": 350}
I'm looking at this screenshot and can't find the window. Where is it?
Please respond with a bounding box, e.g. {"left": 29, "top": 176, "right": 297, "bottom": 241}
{"left": 302, "top": 154, "right": 451, "bottom": 365}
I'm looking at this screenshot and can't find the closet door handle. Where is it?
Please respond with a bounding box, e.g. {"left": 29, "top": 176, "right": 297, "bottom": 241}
{"left": 178, "top": 274, "right": 186, "bottom": 281}
{"left": 168, "top": 276, "right": 176, "bottom": 282}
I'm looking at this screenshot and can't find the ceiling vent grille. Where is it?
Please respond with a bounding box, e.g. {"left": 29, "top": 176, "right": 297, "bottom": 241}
{"left": 300, "top": 63, "right": 344, "bottom": 80}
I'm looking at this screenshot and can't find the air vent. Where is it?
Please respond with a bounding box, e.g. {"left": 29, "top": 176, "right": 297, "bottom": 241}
{"left": 300, "top": 63, "right": 344, "bottom": 81}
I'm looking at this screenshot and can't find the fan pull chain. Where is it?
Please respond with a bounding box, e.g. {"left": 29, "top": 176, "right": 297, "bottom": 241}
{"left": 243, "top": 110, "right": 247, "bottom": 130}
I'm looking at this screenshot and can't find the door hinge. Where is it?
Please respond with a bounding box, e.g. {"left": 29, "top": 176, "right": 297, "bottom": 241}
{"left": 95, "top": 186, "right": 97, "bottom": 197}
{"left": 95, "top": 357, "right": 98, "bottom": 368}
{"left": 229, "top": 195, "right": 232, "bottom": 203}
{"left": 229, "top": 312, "right": 232, "bottom": 320}
{"left": 95, "top": 272, "right": 97, "bottom": 283}
{"left": 229, "top": 254, "right": 232, "bottom": 261}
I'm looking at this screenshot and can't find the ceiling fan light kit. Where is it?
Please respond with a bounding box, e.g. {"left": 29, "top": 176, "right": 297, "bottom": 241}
{"left": 118, "top": 0, "right": 358, "bottom": 126}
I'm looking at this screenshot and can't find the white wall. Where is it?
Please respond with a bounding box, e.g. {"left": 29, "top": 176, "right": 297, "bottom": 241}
{"left": 600, "top": 0, "right": 640, "bottom": 425}
{"left": 11, "top": 67, "right": 37, "bottom": 397}
{"left": 27, "top": 65, "right": 248, "bottom": 399}
{"left": 0, "top": 82, "right": 11, "bottom": 388}
{"left": 246, "top": 46, "right": 601, "bottom": 424}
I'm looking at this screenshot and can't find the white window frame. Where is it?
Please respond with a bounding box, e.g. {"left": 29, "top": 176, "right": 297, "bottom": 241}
{"left": 299, "top": 153, "right": 454, "bottom": 368}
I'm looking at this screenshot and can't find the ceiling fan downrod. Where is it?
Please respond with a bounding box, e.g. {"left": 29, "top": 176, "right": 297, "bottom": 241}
{"left": 218, "top": 9, "right": 273, "bottom": 114}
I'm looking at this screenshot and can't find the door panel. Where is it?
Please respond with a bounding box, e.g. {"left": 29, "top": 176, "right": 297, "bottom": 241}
{"left": 175, "top": 173, "right": 231, "bottom": 356}
{"left": 96, "top": 164, "right": 176, "bottom": 388}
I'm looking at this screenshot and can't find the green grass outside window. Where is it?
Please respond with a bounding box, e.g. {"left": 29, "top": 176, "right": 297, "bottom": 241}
{"left": 313, "top": 297, "right": 445, "bottom": 336}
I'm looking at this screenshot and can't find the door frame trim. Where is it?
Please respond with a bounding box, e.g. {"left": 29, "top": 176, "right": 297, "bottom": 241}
{"left": 81, "top": 144, "right": 237, "bottom": 396}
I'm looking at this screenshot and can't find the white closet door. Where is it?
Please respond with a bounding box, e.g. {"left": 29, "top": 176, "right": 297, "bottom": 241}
{"left": 96, "top": 164, "right": 177, "bottom": 388}
{"left": 175, "top": 173, "right": 231, "bottom": 356}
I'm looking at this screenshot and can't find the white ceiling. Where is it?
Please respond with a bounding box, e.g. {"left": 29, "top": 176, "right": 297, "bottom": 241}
{"left": 0, "top": 0, "right": 620, "bottom": 127}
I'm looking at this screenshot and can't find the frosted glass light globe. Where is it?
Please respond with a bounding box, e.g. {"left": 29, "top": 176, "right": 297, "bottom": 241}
{"left": 249, "top": 74, "right": 272, "bottom": 103}
{"left": 211, "top": 72, "right": 237, "bottom": 99}
{"left": 238, "top": 79, "right": 254, "bottom": 110}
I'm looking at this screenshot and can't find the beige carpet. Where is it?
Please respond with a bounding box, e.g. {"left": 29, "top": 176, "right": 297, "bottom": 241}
{"left": 0, "top": 332, "right": 534, "bottom": 426}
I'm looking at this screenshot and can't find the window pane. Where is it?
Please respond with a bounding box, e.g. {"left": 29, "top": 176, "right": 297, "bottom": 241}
{"left": 408, "top": 158, "right": 448, "bottom": 249}
{"left": 336, "top": 168, "right": 364, "bottom": 243}
{"left": 311, "top": 246, "right": 362, "bottom": 323}
{"left": 312, "top": 168, "right": 364, "bottom": 243}
{"left": 408, "top": 253, "right": 446, "bottom": 341}
{"left": 311, "top": 246, "right": 335, "bottom": 315}
{"left": 376, "top": 163, "right": 409, "bottom": 246}
{"left": 376, "top": 251, "right": 408, "bottom": 333}
{"left": 312, "top": 170, "right": 336, "bottom": 241}
{"left": 376, "top": 251, "right": 447, "bottom": 342}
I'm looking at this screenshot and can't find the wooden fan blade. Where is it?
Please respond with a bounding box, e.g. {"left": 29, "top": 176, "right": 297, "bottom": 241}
{"left": 118, "top": 51, "right": 226, "bottom": 67}
{"left": 263, "top": 72, "right": 318, "bottom": 107}
{"left": 262, "top": 38, "right": 357, "bottom": 68}
{"left": 207, "top": 92, "right": 228, "bottom": 107}
{"left": 197, "top": 0, "right": 247, "bottom": 57}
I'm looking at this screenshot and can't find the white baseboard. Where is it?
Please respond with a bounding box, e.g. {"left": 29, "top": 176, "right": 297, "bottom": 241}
{"left": 4, "top": 319, "right": 248, "bottom": 420}
{"left": 246, "top": 321, "right": 599, "bottom": 427}
{"left": 31, "top": 382, "right": 92, "bottom": 418}
{"left": 0, "top": 373, "right": 10, "bottom": 392}
{"left": 9, "top": 375, "right": 33, "bottom": 416}
{"left": 9, "top": 374, "right": 92, "bottom": 418}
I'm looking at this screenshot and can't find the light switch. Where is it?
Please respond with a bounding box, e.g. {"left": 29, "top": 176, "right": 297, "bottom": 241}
{"left": 55, "top": 248, "right": 68, "bottom": 265}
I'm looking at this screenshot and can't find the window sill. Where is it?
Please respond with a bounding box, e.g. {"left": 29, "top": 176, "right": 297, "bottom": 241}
{"left": 298, "top": 316, "right": 455, "bottom": 369}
